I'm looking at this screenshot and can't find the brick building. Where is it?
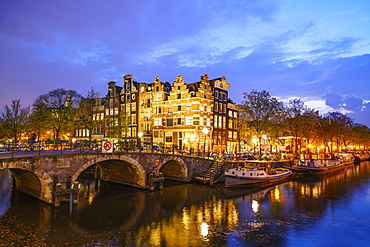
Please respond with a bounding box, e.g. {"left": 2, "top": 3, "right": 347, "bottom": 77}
{"left": 74, "top": 74, "right": 239, "bottom": 153}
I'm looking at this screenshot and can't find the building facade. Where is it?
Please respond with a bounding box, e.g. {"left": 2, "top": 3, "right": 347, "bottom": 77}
{"left": 74, "top": 74, "right": 239, "bottom": 153}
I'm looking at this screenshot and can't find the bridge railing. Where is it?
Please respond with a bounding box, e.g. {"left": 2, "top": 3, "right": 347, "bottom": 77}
{"left": 0, "top": 140, "right": 225, "bottom": 160}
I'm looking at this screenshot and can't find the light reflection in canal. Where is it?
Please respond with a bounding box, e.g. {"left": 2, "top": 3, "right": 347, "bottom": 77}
{"left": 0, "top": 161, "right": 370, "bottom": 246}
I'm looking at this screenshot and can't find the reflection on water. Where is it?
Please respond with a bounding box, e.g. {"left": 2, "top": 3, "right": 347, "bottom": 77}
{"left": 0, "top": 169, "right": 12, "bottom": 217}
{"left": 1, "top": 162, "right": 370, "bottom": 246}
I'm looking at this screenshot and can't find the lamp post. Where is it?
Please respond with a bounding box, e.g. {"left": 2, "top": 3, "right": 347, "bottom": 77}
{"left": 252, "top": 138, "right": 258, "bottom": 155}
{"left": 202, "top": 127, "right": 209, "bottom": 153}
{"left": 138, "top": 132, "right": 143, "bottom": 152}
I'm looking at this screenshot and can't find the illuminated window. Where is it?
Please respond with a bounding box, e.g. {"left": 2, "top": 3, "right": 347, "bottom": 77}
{"left": 186, "top": 105, "right": 191, "bottom": 113}
{"left": 154, "top": 118, "right": 162, "bottom": 126}
{"left": 154, "top": 94, "right": 161, "bottom": 102}
{"left": 185, "top": 117, "right": 193, "bottom": 126}
{"left": 154, "top": 131, "right": 159, "bottom": 138}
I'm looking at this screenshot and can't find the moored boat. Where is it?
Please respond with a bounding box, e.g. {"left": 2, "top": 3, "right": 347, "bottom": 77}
{"left": 289, "top": 159, "right": 350, "bottom": 175}
{"left": 225, "top": 166, "right": 292, "bottom": 187}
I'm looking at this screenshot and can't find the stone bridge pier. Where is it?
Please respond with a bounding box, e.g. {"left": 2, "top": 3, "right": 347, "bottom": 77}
{"left": 0, "top": 152, "right": 214, "bottom": 206}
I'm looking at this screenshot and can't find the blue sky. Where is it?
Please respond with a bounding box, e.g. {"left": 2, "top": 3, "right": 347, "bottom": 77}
{"left": 1, "top": 0, "right": 369, "bottom": 126}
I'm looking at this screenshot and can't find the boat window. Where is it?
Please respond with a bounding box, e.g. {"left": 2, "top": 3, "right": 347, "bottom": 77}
{"left": 250, "top": 173, "right": 253, "bottom": 176}
{"left": 232, "top": 172, "right": 235, "bottom": 174}
{"left": 242, "top": 173, "right": 245, "bottom": 176}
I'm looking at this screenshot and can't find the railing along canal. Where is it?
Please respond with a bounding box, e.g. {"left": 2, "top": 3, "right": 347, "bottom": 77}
{"left": 0, "top": 140, "right": 219, "bottom": 160}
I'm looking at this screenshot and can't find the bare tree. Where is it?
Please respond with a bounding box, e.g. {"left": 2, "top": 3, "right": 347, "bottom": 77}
{"left": 0, "top": 99, "right": 30, "bottom": 143}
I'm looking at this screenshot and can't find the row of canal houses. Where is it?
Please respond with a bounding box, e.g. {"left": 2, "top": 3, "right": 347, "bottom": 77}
{"left": 74, "top": 74, "right": 239, "bottom": 154}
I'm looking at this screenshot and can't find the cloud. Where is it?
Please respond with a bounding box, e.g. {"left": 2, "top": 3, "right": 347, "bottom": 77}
{"left": 324, "top": 90, "right": 344, "bottom": 109}
{"left": 322, "top": 90, "right": 370, "bottom": 126}
{"left": 0, "top": 0, "right": 369, "bottom": 128}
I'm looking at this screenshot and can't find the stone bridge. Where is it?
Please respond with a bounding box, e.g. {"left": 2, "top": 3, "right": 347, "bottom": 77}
{"left": 0, "top": 152, "right": 215, "bottom": 206}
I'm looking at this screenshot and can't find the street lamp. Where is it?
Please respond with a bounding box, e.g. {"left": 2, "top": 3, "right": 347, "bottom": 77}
{"left": 138, "top": 132, "right": 143, "bottom": 152}
{"left": 202, "top": 127, "right": 209, "bottom": 152}
{"left": 252, "top": 138, "right": 258, "bottom": 155}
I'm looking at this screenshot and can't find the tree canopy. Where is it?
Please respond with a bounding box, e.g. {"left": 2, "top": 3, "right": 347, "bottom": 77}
{"left": 32, "top": 88, "right": 81, "bottom": 140}
{"left": 240, "top": 90, "right": 285, "bottom": 154}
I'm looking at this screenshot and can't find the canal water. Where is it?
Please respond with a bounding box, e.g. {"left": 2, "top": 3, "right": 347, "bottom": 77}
{"left": 1, "top": 161, "right": 370, "bottom": 247}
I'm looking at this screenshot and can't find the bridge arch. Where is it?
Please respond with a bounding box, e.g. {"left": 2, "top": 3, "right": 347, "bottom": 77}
{"left": 73, "top": 155, "right": 147, "bottom": 188}
{"left": 10, "top": 168, "right": 54, "bottom": 204}
{"left": 158, "top": 156, "right": 188, "bottom": 181}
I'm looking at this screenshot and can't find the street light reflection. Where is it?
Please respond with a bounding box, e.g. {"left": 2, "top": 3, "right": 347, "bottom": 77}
{"left": 252, "top": 200, "right": 259, "bottom": 213}
{"left": 273, "top": 186, "right": 281, "bottom": 202}
{"left": 200, "top": 220, "right": 209, "bottom": 241}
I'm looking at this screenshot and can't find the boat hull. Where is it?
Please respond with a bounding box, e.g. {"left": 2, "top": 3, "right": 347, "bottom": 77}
{"left": 225, "top": 168, "right": 292, "bottom": 187}
{"left": 289, "top": 160, "right": 350, "bottom": 175}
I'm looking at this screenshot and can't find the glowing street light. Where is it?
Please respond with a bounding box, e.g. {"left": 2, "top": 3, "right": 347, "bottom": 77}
{"left": 252, "top": 137, "right": 258, "bottom": 154}
{"left": 202, "top": 127, "right": 209, "bottom": 152}
{"left": 138, "top": 132, "right": 143, "bottom": 152}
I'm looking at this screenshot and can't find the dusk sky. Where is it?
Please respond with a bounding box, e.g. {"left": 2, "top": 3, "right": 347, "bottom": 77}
{"left": 1, "top": 0, "right": 369, "bottom": 126}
